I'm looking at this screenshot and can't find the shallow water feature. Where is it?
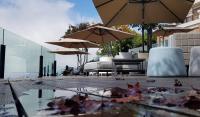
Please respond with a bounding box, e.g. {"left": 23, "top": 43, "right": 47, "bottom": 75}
{"left": 0, "top": 104, "right": 18, "bottom": 117}
{"left": 18, "top": 86, "right": 200, "bottom": 117}
{"left": 18, "top": 87, "right": 105, "bottom": 116}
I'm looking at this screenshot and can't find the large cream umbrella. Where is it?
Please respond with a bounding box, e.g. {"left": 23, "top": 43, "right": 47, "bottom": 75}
{"left": 93, "top": 0, "right": 195, "bottom": 51}
{"left": 46, "top": 38, "right": 99, "bottom": 48}
{"left": 63, "top": 25, "right": 134, "bottom": 44}
{"left": 153, "top": 27, "right": 194, "bottom": 47}
{"left": 49, "top": 48, "right": 89, "bottom": 55}
{"left": 153, "top": 27, "right": 194, "bottom": 37}
{"left": 50, "top": 48, "right": 88, "bottom": 68}
{"left": 46, "top": 38, "right": 99, "bottom": 63}
{"left": 93, "top": 0, "right": 194, "bottom": 26}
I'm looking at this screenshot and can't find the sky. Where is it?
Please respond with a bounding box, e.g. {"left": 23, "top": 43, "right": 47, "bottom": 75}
{"left": 0, "top": 0, "right": 198, "bottom": 70}
{"left": 0, "top": 0, "right": 101, "bottom": 69}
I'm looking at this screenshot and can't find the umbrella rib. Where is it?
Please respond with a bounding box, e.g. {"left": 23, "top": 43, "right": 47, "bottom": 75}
{"left": 105, "top": 30, "right": 121, "bottom": 41}
{"left": 101, "top": 36, "right": 104, "bottom": 43}
{"left": 68, "top": 43, "right": 73, "bottom": 48}
{"left": 105, "top": 2, "right": 128, "bottom": 26}
{"left": 84, "top": 30, "right": 94, "bottom": 41}
{"left": 129, "top": 1, "right": 157, "bottom": 3}
{"left": 81, "top": 42, "right": 87, "bottom": 49}
{"left": 95, "top": 0, "right": 114, "bottom": 8}
{"left": 159, "top": 1, "right": 182, "bottom": 22}
{"left": 185, "top": 0, "right": 195, "bottom": 2}
{"left": 89, "top": 29, "right": 101, "bottom": 36}
{"left": 88, "top": 27, "right": 107, "bottom": 44}
{"left": 142, "top": 1, "right": 145, "bottom": 23}
{"left": 99, "top": 28, "right": 104, "bottom": 43}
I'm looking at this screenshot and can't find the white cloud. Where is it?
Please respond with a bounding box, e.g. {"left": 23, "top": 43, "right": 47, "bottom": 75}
{"left": 195, "top": 0, "right": 200, "bottom": 3}
{"left": 0, "top": 0, "right": 100, "bottom": 68}
{"left": 0, "top": 0, "right": 75, "bottom": 44}
{"left": 72, "top": 13, "right": 101, "bottom": 25}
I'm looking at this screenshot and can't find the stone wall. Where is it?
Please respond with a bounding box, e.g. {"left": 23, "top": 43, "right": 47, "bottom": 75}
{"left": 169, "top": 33, "right": 200, "bottom": 65}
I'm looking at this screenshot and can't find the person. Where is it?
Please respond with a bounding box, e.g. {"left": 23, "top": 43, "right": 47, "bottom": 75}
{"left": 62, "top": 65, "right": 73, "bottom": 76}
{"left": 174, "top": 79, "right": 182, "bottom": 87}
{"left": 174, "top": 79, "right": 183, "bottom": 94}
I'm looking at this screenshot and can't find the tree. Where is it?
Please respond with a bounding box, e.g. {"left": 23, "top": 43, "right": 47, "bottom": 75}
{"left": 97, "top": 24, "right": 158, "bottom": 56}
{"left": 130, "top": 23, "right": 161, "bottom": 52}
{"left": 65, "top": 22, "right": 90, "bottom": 35}
{"left": 134, "top": 32, "right": 147, "bottom": 47}
{"left": 113, "top": 25, "right": 136, "bottom": 52}
{"left": 97, "top": 25, "right": 136, "bottom": 56}
{"left": 64, "top": 22, "right": 91, "bottom": 67}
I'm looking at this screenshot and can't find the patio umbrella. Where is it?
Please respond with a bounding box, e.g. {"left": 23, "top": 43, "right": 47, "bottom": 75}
{"left": 50, "top": 48, "right": 89, "bottom": 67}
{"left": 46, "top": 38, "right": 99, "bottom": 63}
{"left": 93, "top": 0, "right": 194, "bottom": 26}
{"left": 46, "top": 38, "right": 99, "bottom": 48}
{"left": 49, "top": 48, "right": 88, "bottom": 55}
{"left": 93, "top": 0, "right": 195, "bottom": 51}
{"left": 63, "top": 25, "right": 134, "bottom": 44}
{"left": 153, "top": 27, "right": 194, "bottom": 37}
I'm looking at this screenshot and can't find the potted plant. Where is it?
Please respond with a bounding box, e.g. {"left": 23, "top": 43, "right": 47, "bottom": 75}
{"left": 115, "top": 38, "right": 134, "bottom": 59}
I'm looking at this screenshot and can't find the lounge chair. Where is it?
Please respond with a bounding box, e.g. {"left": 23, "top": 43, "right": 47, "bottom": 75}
{"left": 84, "top": 56, "right": 115, "bottom": 76}
{"left": 84, "top": 52, "right": 145, "bottom": 76}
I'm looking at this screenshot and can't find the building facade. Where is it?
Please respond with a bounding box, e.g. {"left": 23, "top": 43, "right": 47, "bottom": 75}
{"left": 178, "top": 1, "right": 200, "bottom": 31}
{"left": 156, "top": 1, "right": 200, "bottom": 65}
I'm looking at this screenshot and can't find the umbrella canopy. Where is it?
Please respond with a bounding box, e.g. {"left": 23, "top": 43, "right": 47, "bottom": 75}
{"left": 63, "top": 25, "right": 134, "bottom": 44}
{"left": 46, "top": 38, "right": 99, "bottom": 48}
{"left": 93, "top": 0, "right": 195, "bottom": 26}
{"left": 153, "top": 27, "right": 194, "bottom": 37}
{"left": 49, "top": 48, "right": 89, "bottom": 55}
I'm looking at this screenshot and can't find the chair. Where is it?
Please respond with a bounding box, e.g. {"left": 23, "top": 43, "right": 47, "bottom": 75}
{"left": 147, "top": 47, "right": 187, "bottom": 77}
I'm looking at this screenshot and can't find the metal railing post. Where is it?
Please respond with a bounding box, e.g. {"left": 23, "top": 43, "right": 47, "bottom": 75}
{"left": 0, "top": 29, "right": 6, "bottom": 79}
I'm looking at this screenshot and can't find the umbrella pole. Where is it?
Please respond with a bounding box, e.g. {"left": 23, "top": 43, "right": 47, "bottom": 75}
{"left": 142, "top": 0, "right": 145, "bottom": 53}
{"left": 109, "top": 42, "right": 113, "bottom": 57}
{"left": 149, "top": 26, "right": 152, "bottom": 50}
{"left": 77, "top": 54, "right": 80, "bottom": 68}
{"left": 86, "top": 48, "right": 88, "bottom": 63}
{"left": 147, "top": 26, "right": 153, "bottom": 52}
{"left": 142, "top": 26, "right": 145, "bottom": 52}
{"left": 80, "top": 54, "right": 82, "bottom": 67}
{"left": 84, "top": 48, "right": 88, "bottom": 64}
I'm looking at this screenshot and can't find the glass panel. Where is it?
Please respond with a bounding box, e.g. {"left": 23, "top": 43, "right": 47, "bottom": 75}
{"left": 0, "top": 28, "right": 55, "bottom": 79}
{"left": 164, "top": 40, "right": 168, "bottom": 47}
{"left": 0, "top": 28, "right": 3, "bottom": 44}
{"left": 43, "top": 47, "right": 55, "bottom": 76}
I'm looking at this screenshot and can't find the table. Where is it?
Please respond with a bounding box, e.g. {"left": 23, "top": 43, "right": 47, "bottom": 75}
{"left": 112, "top": 59, "right": 145, "bottom": 76}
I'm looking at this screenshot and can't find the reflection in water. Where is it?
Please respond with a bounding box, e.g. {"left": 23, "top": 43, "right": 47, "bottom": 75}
{"left": 0, "top": 104, "right": 18, "bottom": 117}
{"left": 38, "top": 89, "right": 42, "bottom": 98}
{"left": 18, "top": 86, "right": 200, "bottom": 117}
{"left": 19, "top": 89, "right": 54, "bottom": 116}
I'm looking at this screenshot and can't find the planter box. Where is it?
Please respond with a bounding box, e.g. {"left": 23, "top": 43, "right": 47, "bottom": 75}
{"left": 137, "top": 52, "right": 149, "bottom": 60}
{"left": 115, "top": 52, "right": 133, "bottom": 59}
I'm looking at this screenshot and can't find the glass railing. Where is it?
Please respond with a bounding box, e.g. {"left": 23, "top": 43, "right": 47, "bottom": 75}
{"left": 0, "top": 27, "right": 55, "bottom": 79}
